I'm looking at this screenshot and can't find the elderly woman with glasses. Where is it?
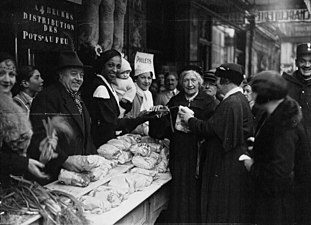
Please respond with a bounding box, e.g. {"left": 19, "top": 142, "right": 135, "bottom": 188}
{"left": 149, "top": 67, "right": 217, "bottom": 223}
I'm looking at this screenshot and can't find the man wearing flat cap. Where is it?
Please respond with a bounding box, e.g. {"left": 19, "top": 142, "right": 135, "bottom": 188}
{"left": 28, "top": 50, "right": 96, "bottom": 184}
{"left": 283, "top": 43, "right": 311, "bottom": 140}
{"left": 179, "top": 63, "right": 254, "bottom": 223}
{"left": 201, "top": 69, "right": 220, "bottom": 103}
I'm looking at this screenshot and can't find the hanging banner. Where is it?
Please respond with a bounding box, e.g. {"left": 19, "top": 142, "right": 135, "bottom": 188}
{"left": 134, "top": 52, "right": 155, "bottom": 79}
{"left": 256, "top": 9, "right": 311, "bottom": 23}
{"left": 16, "top": 0, "right": 77, "bottom": 51}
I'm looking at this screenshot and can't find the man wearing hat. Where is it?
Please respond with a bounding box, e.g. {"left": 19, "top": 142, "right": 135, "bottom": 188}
{"left": 283, "top": 43, "right": 311, "bottom": 140}
{"left": 179, "top": 63, "right": 254, "bottom": 223}
{"left": 202, "top": 69, "right": 220, "bottom": 103}
{"left": 28, "top": 50, "right": 97, "bottom": 184}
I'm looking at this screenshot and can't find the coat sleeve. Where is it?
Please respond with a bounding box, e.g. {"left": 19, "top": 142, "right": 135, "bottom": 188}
{"left": 0, "top": 146, "right": 29, "bottom": 180}
{"left": 28, "top": 91, "right": 68, "bottom": 179}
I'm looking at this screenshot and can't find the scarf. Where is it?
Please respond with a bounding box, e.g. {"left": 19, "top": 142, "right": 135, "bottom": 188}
{"left": 69, "top": 91, "right": 82, "bottom": 114}
{"left": 135, "top": 83, "right": 153, "bottom": 112}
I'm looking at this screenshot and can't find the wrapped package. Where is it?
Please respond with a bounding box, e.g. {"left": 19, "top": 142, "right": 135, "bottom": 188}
{"left": 91, "top": 186, "right": 123, "bottom": 208}
{"left": 130, "top": 167, "right": 158, "bottom": 178}
{"left": 156, "top": 160, "right": 169, "bottom": 173}
{"left": 132, "top": 155, "right": 157, "bottom": 170}
{"left": 130, "top": 143, "right": 151, "bottom": 157}
{"left": 130, "top": 173, "right": 153, "bottom": 191}
{"left": 86, "top": 155, "right": 118, "bottom": 169}
{"left": 117, "top": 134, "right": 141, "bottom": 144}
{"left": 147, "top": 143, "right": 162, "bottom": 153}
{"left": 88, "top": 166, "right": 109, "bottom": 181}
{"left": 108, "top": 174, "right": 135, "bottom": 198}
{"left": 107, "top": 138, "right": 132, "bottom": 151}
{"left": 97, "top": 144, "right": 121, "bottom": 160}
{"left": 80, "top": 195, "right": 111, "bottom": 214}
{"left": 117, "top": 151, "right": 133, "bottom": 164}
{"left": 58, "top": 169, "right": 90, "bottom": 187}
{"left": 140, "top": 136, "right": 158, "bottom": 144}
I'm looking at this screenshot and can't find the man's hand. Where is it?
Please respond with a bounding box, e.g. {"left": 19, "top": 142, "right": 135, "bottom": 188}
{"left": 28, "top": 158, "right": 50, "bottom": 179}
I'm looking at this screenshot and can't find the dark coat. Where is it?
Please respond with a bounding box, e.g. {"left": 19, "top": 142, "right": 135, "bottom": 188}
{"left": 28, "top": 82, "right": 96, "bottom": 183}
{"left": 84, "top": 75, "right": 145, "bottom": 147}
{"left": 188, "top": 91, "right": 254, "bottom": 223}
{"left": 149, "top": 90, "right": 217, "bottom": 223}
{"left": 283, "top": 71, "right": 311, "bottom": 140}
{"left": 250, "top": 96, "right": 311, "bottom": 225}
{"left": 0, "top": 142, "right": 28, "bottom": 185}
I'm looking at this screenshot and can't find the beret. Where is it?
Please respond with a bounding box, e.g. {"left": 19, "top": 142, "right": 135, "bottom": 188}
{"left": 251, "top": 70, "right": 287, "bottom": 104}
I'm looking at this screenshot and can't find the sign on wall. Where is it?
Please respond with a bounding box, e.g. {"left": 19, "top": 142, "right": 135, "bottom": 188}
{"left": 17, "top": 0, "right": 76, "bottom": 51}
{"left": 256, "top": 9, "right": 311, "bottom": 23}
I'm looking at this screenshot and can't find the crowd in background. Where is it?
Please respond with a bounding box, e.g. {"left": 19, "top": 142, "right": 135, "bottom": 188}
{"left": 1, "top": 43, "right": 311, "bottom": 225}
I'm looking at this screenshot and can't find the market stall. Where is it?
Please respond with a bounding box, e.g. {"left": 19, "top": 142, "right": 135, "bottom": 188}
{"left": 1, "top": 134, "right": 171, "bottom": 225}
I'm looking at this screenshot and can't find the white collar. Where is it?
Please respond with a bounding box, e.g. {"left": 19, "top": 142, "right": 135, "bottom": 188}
{"left": 97, "top": 74, "right": 116, "bottom": 93}
{"left": 223, "top": 86, "right": 243, "bottom": 100}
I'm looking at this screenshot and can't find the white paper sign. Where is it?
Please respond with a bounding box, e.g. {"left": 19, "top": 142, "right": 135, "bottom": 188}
{"left": 134, "top": 52, "right": 155, "bottom": 79}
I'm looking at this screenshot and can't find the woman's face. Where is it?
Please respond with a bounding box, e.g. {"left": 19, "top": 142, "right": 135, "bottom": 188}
{"left": 243, "top": 84, "right": 254, "bottom": 103}
{"left": 0, "top": 59, "right": 16, "bottom": 94}
{"left": 136, "top": 72, "right": 152, "bottom": 91}
{"left": 102, "top": 56, "right": 121, "bottom": 83}
{"left": 27, "top": 69, "right": 44, "bottom": 94}
{"left": 157, "top": 74, "right": 165, "bottom": 86}
{"left": 182, "top": 72, "right": 200, "bottom": 97}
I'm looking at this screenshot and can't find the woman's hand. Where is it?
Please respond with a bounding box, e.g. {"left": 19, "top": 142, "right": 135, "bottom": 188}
{"left": 28, "top": 158, "right": 50, "bottom": 179}
{"left": 179, "top": 106, "right": 194, "bottom": 123}
{"left": 243, "top": 158, "right": 254, "bottom": 172}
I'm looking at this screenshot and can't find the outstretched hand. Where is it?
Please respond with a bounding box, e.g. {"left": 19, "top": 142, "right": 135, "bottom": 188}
{"left": 28, "top": 158, "right": 50, "bottom": 179}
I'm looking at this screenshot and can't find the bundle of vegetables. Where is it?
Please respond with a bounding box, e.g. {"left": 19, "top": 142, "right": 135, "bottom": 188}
{"left": 0, "top": 176, "right": 88, "bottom": 225}
{"left": 39, "top": 116, "right": 73, "bottom": 164}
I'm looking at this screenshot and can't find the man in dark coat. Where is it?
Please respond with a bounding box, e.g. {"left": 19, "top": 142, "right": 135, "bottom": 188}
{"left": 180, "top": 63, "right": 254, "bottom": 223}
{"left": 283, "top": 43, "right": 311, "bottom": 141}
{"left": 28, "top": 51, "right": 97, "bottom": 184}
{"left": 244, "top": 71, "right": 311, "bottom": 225}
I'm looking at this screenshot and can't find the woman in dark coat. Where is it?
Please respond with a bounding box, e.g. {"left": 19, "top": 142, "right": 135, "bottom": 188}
{"left": 180, "top": 63, "right": 254, "bottom": 223}
{"left": 149, "top": 69, "right": 217, "bottom": 223}
{"left": 244, "top": 71, "right": 311, "bottom": 225}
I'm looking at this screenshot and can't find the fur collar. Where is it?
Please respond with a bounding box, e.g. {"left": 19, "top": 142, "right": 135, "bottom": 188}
{"left": 270, "top": 96, "right": 302, "bottom": 128}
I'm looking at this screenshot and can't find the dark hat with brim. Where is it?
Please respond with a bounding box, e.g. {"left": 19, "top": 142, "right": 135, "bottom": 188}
{"left": 215, "top": 63, "right": 244, "bottom": 85}
{"left": 296, "top": 43, "right": 311, "bottom": 58}
{"left": 57, "top": 50, "right": 84, "bottom": 71}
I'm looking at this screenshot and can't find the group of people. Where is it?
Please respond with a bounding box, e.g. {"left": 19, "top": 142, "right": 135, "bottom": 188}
{"left": 151, "top": 43, "right": 311, "bottom": 225}
{"left": 1, "top": 43, "right": 311, "bottom": 225}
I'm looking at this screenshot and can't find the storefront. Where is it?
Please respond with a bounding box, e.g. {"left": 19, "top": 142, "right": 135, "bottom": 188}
{"left": 0, "top": 0, "right": 81, "bottom": 85}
